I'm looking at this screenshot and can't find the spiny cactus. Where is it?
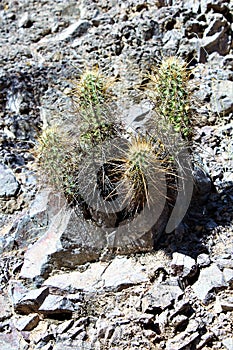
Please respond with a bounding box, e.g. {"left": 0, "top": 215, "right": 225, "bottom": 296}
{"left": 69, "top": 67, "right": 114, "bottom": 108}
{"left": 148, "top": 56, "right": 191, "bottom": 138}
{"left": 35, "top": 126, "right": 81, "bottom": 203}
{"left": 108, "top": 134, "right": 171, "bottom": 214}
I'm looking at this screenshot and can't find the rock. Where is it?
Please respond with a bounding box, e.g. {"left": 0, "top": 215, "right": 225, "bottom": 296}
{"left": 222, "top": 337, "right": 233, "bottom": 350}
{"left": 28, "top": 320, "right": 51, "bottom": 345}
{"left": 14, "top": 286, "right": 49, "bottom": 314}
{"left": 166, "top": 331, "right": 199, "bottom": 350}
{"left": 100, "top": 256, "right": 149, "bottom": 291}
{"left": 38, "top": 295, "right": 74, "bottom": 316}
{"left": 8, "top": 280, "right": 29, "bottom": 307}
{"left": 211, "top": 80, "right": 233, "bottom": 114}
{"left": 171, "top": 252, "right": 197, "bottom": 279}
{"left": 43, "top": 256, "right": 149, "bottom": 293}
{"left": 18, "top": 12, "right": 33, "bottom": 28}
{"left": 200, "top": 12, "right": 231, "bottom": 55}
{"left": 193, "top": 164, "right": 212, "bottom": 200}
{"left": 56, "top": 319, "right": 74, "bottom": 334}
{"left": 215, "top": 258, "right": 233, "bottom": 270}
{"left": 14, "top": 313, "right": 39, "bottom": 331}
{"left": 197, "top": 253, "right": 211, "bottom": 267}
{"left": 0, "top": 293, "right": 12, "bottom": 321}
{"left": 196, "top": 332, "right": 214, "bottom": 349}
{"left": 0, "top": 322, "right": 22, "bottom": 350}
{"left": 171, "top": 314, "right": 188, "bottom": 329}
{"left": 218, "top": 296, "right": 233, "bottom": 311}
{"left": 223, "top": 268, "right": 233, "bottom": 287}
{"left": 141, "top": 281, "right": 183, "bottom": 313}
{"left": 43, "top": 262, "right": 107, "bottom": 292}
{"left": 0, "top": 164, "right": 19, "bottom": 198}
{"left": 192, "top": 264, "right": 227, "bottom": 304}
{"left": 45, "top": 20, "right": 91, "bottom": 42}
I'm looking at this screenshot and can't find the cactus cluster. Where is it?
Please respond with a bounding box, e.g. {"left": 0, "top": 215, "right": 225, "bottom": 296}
{"left": 36, "top": 58, "right": 192, "bottom": 225}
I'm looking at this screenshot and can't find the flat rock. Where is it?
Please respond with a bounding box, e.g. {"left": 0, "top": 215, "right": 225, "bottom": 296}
{"left": 100, "top": 256, "right": 149, "bottom": 291}
{"left": 0, "top": 164, "right": 19, "bottom": 197}
{"left": 171, "top": 252, "right": 197, "bottom": 279}
{"left": 14, "top": 313, "right": 39, "bottom": 331}
{"left": 192, "top": 264, "right": 227, "bottom": 304}
{"left": 43, "top": 262, "right": 107, "bottom": 292}
{"left": 39, "top": 295, "right": 74, "bottom": 316}
{"left": 43, "top": 257, "right": 149, "bottom": 293}
{"left": 14, "top": 286, "right": 49, "bottom": 314}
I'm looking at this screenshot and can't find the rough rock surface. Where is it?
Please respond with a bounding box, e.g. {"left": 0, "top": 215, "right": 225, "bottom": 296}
{"left": 0, "top": 0, "right": 232, "bottom": 349}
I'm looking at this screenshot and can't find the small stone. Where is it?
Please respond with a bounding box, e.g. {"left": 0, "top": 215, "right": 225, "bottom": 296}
{"left": 0, "top": 164, "right": 19, "bottom": 198}
{"left": 18, "top": 12, "right": 33, "bottom": 28}
{"left": 223, "top": 268, "right": 233, "bottom": 287}
{"left": 171, "top": 314, "right": 188, "bottom": 328}
{"left": 222, "top": 337, "right": 233, "bottom": 350}
{"left": 192, "top": 264, "right": 227, "bottom": 304}
{"left": 171, "top": 252, "right": 197, "bottom": 279}
{"left": 197, "top": 253, "right": 211, "bottom": 267}
{"left": 15, "top": 313, "right": 39, "bottom": 331}
{"left": 55, "top": 20, "right": 91, "bottom": 41}
{"left": 38, "top": 295, "right": 74, "bottom": 316}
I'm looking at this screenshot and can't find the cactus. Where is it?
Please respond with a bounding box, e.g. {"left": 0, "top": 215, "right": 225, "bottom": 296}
{"left": 148, "top": 56, "right": 191, "bottom": 138}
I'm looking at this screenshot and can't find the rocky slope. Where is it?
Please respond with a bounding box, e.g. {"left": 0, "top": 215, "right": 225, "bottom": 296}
{"left": 0, "top": 0, "right": 232, "bottom": 349}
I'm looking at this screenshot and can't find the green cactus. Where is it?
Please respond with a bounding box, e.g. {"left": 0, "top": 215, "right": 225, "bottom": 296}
{"left": 148, "top": 56, "right": 191, "bottom": 138}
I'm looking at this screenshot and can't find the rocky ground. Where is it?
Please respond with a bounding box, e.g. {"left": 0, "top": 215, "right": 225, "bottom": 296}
{"left": 0, "top": 0, "right": 233, "bottom": 349}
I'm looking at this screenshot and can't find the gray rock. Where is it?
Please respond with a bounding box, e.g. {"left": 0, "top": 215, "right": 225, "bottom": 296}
{"left": 45, "top": 20, "right": 91, "bottom": 42}
{"left": 56, "top": 319, "right": 74, "bottom": 335}
{"left": 219, "top": 296, "right": 233, "bottom": 311}
{"left": 8, "top": 280, "right": 28, "bottom": 306}
{"left": 14, "top": 313, "right": 39, "bottom": 331}
{"left": 18, "top": 12, "right": 33, "bottom": 28}
{"left": 192, "top": 264, "right": 228, "bottom": 304}
{"left": 222, "top": 337, "right": 233, "bottom": 350}
{"left": 39, "top": 295, "right": 74, "bottom": 316}
{"left": 0, "top": 164, "right": 19, "bottom": 198}
{"left": 100, "top": 256, "right": 149, "bottom": 291}
{"left": 43, "top": 256, "right": 149, "bottom": 293}
{"left": 211, "top": 80, "right": 233, "bottom": 114}
{"left": 166, "top": 331, "right": 199, "bottom": 350}
{"left": 15, "top": 286, "right": 49, "bottom": 314}
{"left": 0, "top": 293, "right": 12, "bottom": 321}
{"left": 215, "top": 258, "right": 233, "bottom": 270}
{"left": 197, "top": 332, "right": 214, "bottom": 349}
{"left": 141, "top": 281, "right": 183, "bottom": 313}
{"left": 223, "top": 268, "right": 233, "bottom": 287}
{"left": 171, "top": 252, "right": 197, "bottom": 279}
{"left": 197, "top": 253, "right": 211, "bottom": 267}
{"left": 20, "top": 206, "right": 106, "bottom": 279}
